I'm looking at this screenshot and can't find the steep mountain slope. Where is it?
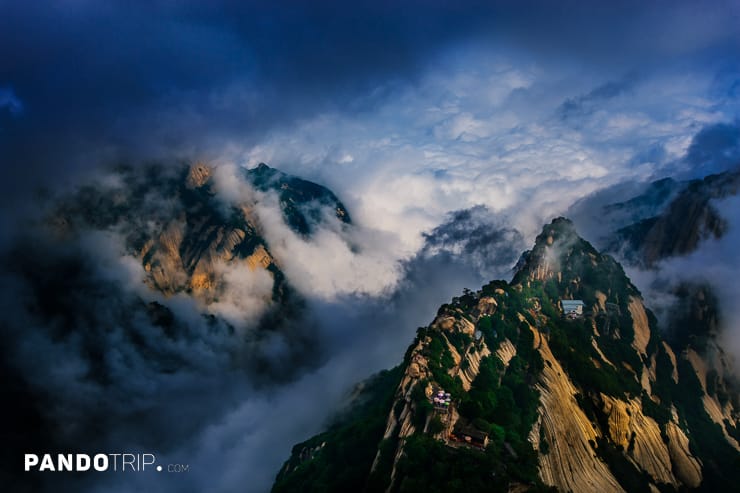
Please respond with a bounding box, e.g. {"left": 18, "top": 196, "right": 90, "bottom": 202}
{"left": 273, "top": 218, "right": 740, "bottom": 493}
{"left": 597, "top": 168, "right": 739, "bottom": 392}
{"left": 604, "top": 168, "right": 740, "bottom": 268}
{"left": 52, "top": 162, "right": 349, "bottom": 303}
{"left": 578, "top": 168, "right": 739, "bottom": 400}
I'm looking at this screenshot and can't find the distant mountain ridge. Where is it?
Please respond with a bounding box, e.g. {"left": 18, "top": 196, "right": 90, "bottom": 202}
{"left": 606, "top": 168, "right": 740, "bottom": 268}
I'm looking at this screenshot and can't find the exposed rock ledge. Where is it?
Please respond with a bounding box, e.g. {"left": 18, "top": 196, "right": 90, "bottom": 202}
{"left": 531, "top": 326, "right": 625, "bottom": 493}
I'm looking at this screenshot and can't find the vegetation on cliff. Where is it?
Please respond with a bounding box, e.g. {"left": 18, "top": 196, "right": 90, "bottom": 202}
{"left": 272, "top": 218, "right": 740, "bottom": 492}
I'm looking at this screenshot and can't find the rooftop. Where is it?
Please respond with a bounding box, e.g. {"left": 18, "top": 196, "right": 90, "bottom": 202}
{"left": 453, "top": 422, "right": 488, "bottom": 441}
{"left": 560, "top": 300, "right": 584, "bottom": 306}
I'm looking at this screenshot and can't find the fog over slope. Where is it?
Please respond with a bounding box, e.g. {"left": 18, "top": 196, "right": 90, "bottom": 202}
{"left": 0, "top": 162, "right": 525, "bottom": 493}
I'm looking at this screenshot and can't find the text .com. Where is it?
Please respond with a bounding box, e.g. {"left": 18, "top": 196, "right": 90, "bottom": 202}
{"left": 24, "top": 454, "right": 189, "bottom": 473}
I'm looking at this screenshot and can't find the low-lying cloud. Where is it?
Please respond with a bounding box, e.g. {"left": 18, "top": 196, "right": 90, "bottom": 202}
{"left": 0, "top": 162, "right": 499, "bottom": 492}
{"left": 209, "top": 260, "right": 275, "bottom": 329}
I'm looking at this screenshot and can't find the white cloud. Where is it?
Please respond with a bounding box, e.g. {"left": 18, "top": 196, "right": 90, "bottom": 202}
{"left": 209, "top": 163, "right": 405, "bottom": 300}
{"left": 212, "top": 50, "right": 736, "bottom": 260}
{"left": 252, "top": 190, "right": 403, "bottom": 299}
{"left": 210, "top": 162, "right": 257, "bottom": 205}
{"left": 208, "top": 261, "right": 275, "bottom": 328}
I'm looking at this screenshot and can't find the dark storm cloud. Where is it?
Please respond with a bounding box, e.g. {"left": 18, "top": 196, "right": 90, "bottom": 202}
{"left": 685, "top": 120, "right": 740, "bottom": 176}
{"left": 418, "top": 205, "right": 524, "bottom": 283}
{"left": 0, "top": 0, "right": 491, "bottom": 200}
{"left": 558, "top": 74, "right": 637, "bottom": 122}
{"left": 2, "top": 0, "right": 739, "bottom": 206}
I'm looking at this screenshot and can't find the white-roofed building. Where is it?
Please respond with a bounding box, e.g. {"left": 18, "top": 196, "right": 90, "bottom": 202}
{"left": 560, "top": 299, "right": 585, "bottom": 318}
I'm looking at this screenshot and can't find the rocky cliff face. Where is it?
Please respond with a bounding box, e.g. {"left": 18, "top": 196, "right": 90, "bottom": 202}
{"left": 606, "top": 168, "right": 740, "bottom": 268}
{"left": 273, "top": 218, "right": 740, "bottom": 493}
{"left": 599, "top": 169, "right": 740, "bottom": 424}
{"left": 52, "top": 162, "right": 349, "bottom": 308}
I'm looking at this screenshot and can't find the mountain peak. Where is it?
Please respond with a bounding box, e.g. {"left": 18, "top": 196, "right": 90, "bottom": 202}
{"left": 253, "top": 162, "right": 275, "bottom": 175}
{"left": 534, "top": 216, "right": 579, "bottom": 247}
{"left": 244, "top": 163, "right": 351, "bottom": 234}
{"left": 513, "top": 216, "right": 597, "bottom": 283}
